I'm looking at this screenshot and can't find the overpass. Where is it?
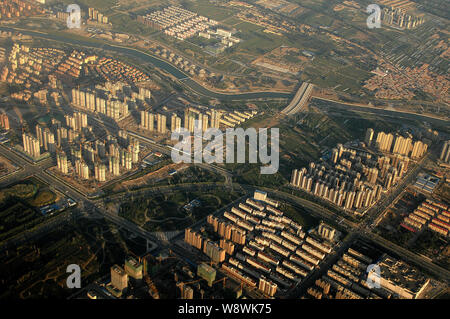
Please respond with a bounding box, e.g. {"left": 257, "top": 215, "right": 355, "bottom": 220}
{"left": 281, "top": 82, "right": 314, "bottom": 115}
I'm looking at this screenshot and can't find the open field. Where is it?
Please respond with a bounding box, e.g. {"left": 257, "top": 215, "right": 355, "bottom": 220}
{"left": 226, "top": 108, "right": 355, "bottom": 186}
{"left": 59, "top": 0, "right": 117, "bottom": 11}
{"left": 183, "top": 0, "right": 236, "bottom": 22}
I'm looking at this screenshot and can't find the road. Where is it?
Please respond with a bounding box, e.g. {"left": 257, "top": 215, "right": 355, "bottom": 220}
{"left": 281, "top": 83, "right": 314, "bottom": 116}
{"left": 3, "top": 135, "right": 450, "bottom": 298}
{"left": 70, "top": 108, "right": 234, "bottom": 185}
{"left": 0, "top": 26, "right": 293, "bottom": 102}
{"left": 3, "top": 113, "right": 450, "bottom": 286}
{"left": 362, "top": 153, "right": 430, "bottom": 231}
{"left": 248, "top": 180, "right": 450, "bottom": 283}
{"left": 3, "top": 27, "right": 448, "bottom": 126}
{"left": 362, "top": 231, "right": 450, "bottom": 280}
{"left": 313, "top": 97, "right": 449, "bottom": 128}
{"left": 124, "top": 129, "right": 233, "bottom": 184}
{"left": 0, "top": 144, "right": 53, "bottom": 187}
{"left": 103, "top": 176, "right": 450, "bottom": 285}
{"left": 0, "top": 142, "right": 161, "bottom": 251}
{"left": 0, "top": 26, "right": 448, "bottom": 289}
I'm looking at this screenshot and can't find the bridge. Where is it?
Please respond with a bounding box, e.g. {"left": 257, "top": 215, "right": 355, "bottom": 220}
{"left": 281, "top": 82, "right": 314, "bottom": 115}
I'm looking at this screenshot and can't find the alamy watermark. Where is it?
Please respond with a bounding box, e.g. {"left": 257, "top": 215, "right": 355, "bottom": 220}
{"left": 65, "top": 3, "right": 382, "bottom": 30}
{"left": 366, "top": 4, "right": 382, "bottom": 29}
{"left": 171, "top": 121, "right": 279, "bottom": 175}
{"left": 66, "top": 4, "right": 81, "bottom": 29}
{"left": 66, "top": 264, "right": 81, "bottom": 288}
{"left": 366, "top": 264, "right": 381, "bottom": 289}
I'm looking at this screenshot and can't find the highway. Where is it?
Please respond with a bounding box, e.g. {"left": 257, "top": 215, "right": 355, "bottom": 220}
{"left": 281, "top": 83, "right": 314, "bottom": 116}
{"left": 2, "top": 122, "right": 450, "bottom": 290}
{"left": 0, "top": 24, "right": 448, "bottom": 298}
{"left": 281, "top": 83, "right": 308, "bottom": 115}
{"left": 0, "top": 144, "right": 53, "bottom": 187}
{"left": 1, "top": 26, "right": 448, "bottom": 127}
{"left": 82, "top": 111, "right": 234, "bottom": 185}
{"left": 125, "top": 130, "right": 233, "bottom": 184}
{"left": 0, "top": 142, "right": 161, "bottom": 251}
{"left": 102, "top": 177, "right": 450, "bottom": 283}
{"left": 1, "top": 138, "right": 450, "bottom": 293}
{"left": 313, "top": 97, "right": 449, "bottom": 128}
{"left": 249, "top": 159, "right": 450, "bottom": 283}
{"left": 0, "top": 100, "right": 234, "bottom": 186}
{"left": 0, "top": 119, "right": 233, "bottom": 263}
{"left": 362, "top": 231, "right": 450, "bottom": 281}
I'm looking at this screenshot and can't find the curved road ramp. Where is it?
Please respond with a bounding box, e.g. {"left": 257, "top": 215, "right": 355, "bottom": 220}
{"left": 282, "top": 82, "right": 314, "bottom": 115}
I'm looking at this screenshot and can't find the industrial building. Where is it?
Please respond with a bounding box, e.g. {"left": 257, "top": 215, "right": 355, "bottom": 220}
{"left": 368, "top": 254, "right": 430, "bottom": 299}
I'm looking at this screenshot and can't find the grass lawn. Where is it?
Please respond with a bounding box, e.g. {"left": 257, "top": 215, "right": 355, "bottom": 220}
{"left": 183, "top": 0, "right": 236, "bottom": 22}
